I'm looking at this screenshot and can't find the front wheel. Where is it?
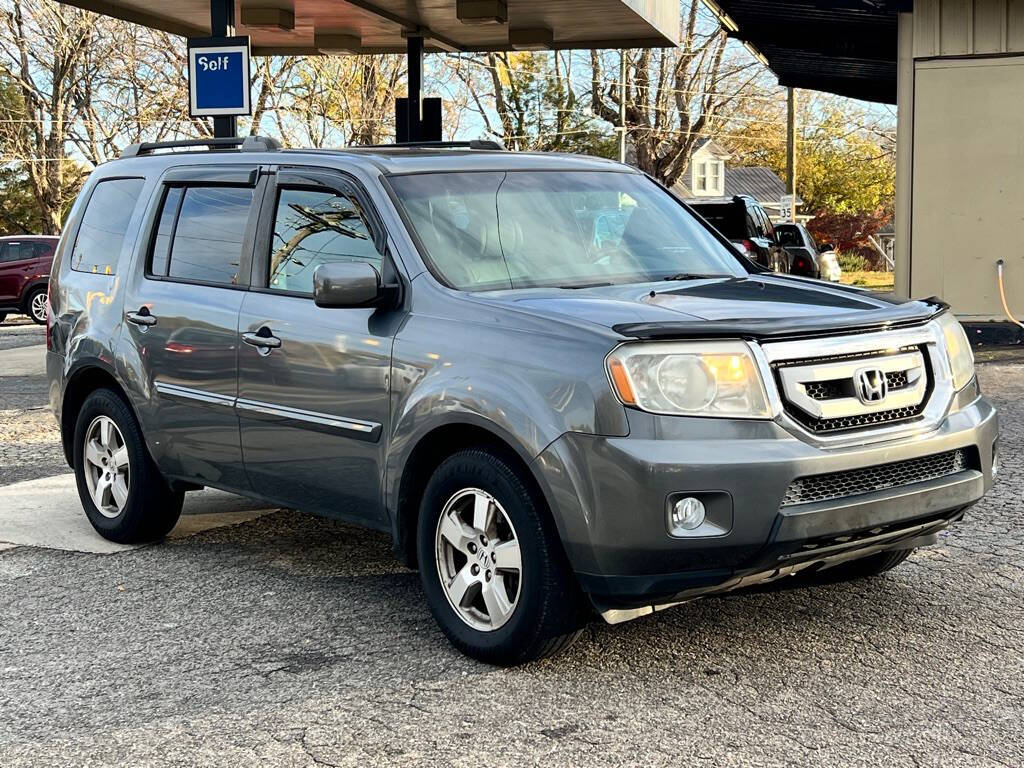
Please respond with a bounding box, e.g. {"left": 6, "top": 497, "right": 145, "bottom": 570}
{"left": 417, "top": 448, "right": 584, "bottom": 665}
{"left": 25, "top": 286, "right": 47, "bottom": 324}
{"left": 73, "top": 388, "right": 183, "bottom": 543}
{"left": 0, "top": 312, "right": 7, "bottom": 324}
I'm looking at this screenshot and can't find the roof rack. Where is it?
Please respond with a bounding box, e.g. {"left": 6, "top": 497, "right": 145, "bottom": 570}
{"left": 120, "top": 135, "right": 281, "bottom": 159}
{"left": 365, "top": 140, "right": 505, "bottom": 151}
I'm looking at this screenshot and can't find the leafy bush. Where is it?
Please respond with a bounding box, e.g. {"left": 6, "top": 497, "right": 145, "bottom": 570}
{"left": 838, "top": 251, "right": 868, "bottom": 272}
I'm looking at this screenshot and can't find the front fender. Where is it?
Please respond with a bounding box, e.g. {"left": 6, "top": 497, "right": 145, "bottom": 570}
{"left": 385, "top": 366, "right": 573, "bottom": 516}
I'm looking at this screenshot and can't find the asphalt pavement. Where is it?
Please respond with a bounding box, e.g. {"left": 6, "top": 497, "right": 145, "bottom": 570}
{"left": 1, "top": 316, "right": 1022, "bottom": 767}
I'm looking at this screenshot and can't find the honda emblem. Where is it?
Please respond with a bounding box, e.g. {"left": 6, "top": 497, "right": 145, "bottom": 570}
{"left": 855, "top": 368, "right": 888, "bottom": 404}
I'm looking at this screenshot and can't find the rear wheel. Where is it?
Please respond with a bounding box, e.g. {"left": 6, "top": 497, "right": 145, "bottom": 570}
{"left": 417, "top": 448, "right": 584, "bottom": 665}
{"left": 73, "top": 388, "right": 183, "bottom": 543}
{"left": 25, "top": 286, "right": 47, "bottom": 324}
{"left": 0, "top": 313, "right": 7, "bottom": 324}
{"left": 806, "top": 548, "right": 914, "bottom": 584}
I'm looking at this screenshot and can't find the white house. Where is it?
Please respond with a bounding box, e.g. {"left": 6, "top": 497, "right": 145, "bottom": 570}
{"left": 671, "top": 139, "right": 803, "bottom": 221}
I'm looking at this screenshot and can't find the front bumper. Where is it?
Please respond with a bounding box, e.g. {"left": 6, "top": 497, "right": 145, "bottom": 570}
{"left": 534, "top": 382, "right": 998, "bottom": 612}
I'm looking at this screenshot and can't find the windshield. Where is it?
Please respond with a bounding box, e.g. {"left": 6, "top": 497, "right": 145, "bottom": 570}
{"left": 388, "top": 170, "right": 748, "bottom": 291}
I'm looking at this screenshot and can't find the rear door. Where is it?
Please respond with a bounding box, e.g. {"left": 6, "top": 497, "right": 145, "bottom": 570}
{"left": 0, "top": 241, "right": 33, "bottom": 304}
{"left": 122, "top": 165, "right": 263, "bottom": 491}
{"left": 236, "top": 167, "right": 398, "bottom": 525}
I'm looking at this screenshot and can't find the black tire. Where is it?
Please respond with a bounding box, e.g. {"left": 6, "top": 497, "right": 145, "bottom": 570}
{"left": 24, "top": 285, "right": 47, "bottom": 324}
{"left": 805, "top": 548, "right": 914, "bottom": 584}
{"left": 73, "top": 387, "right": 183, "bottom": 543}
{"left": 0, "top": 313, "right": 7, "bottom": 324}
{"left": 417, "top": 447, "right": 585, "bottom": 665}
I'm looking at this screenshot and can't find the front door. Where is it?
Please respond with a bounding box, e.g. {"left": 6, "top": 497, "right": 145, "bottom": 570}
{"left": 236, "top": 168, "right": 398, "bottom": 526}
{"left": 122, "top": 166, "right": 263, "bottom": 491}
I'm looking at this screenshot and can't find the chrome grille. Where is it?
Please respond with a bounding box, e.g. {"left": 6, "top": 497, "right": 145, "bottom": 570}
{"left": 806, "top": 379, "right": 845, "bottom": 400}
{"left": 781, "top": 449, "right": 968, "bottom": 506}
{"left": 773, "top": 346, "right": 931, "bottom": 434}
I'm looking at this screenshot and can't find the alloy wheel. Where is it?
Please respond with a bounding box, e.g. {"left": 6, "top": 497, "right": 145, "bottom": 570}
{"left": 30, "top": 291, "right": 47, "bottom": 323}
{"left": 434, "top": 488, "right": 523, "bottom": 631}
{"left": 82, "top": 415, "right": 130, "bottom": 518}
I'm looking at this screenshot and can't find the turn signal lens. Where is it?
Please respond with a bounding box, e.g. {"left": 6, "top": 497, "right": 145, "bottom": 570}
{"left": 607, "top": 358, "right": 636, "bottom": 405}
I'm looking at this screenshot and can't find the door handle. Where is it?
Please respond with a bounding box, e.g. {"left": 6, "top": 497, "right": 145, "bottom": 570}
{"left": 242, "top": 328, "right": 282, "bottom": 353}
{"left": 125, "top": 309, "right": 157, "bottom": 327}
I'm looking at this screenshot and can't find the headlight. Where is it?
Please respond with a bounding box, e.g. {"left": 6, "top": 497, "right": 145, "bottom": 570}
{"left": 607, "top": 341, "right": 771, "bottom": 418}
{"left": 935, "top": 311, "right": 975, "bottom": 390}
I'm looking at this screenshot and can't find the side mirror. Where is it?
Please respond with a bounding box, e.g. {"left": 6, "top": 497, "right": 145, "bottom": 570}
{"left": 819, "top": 242, "right": 835, "bottom": 252}
{"left": 313, "top": 262, "right": 385, "bottom": 308}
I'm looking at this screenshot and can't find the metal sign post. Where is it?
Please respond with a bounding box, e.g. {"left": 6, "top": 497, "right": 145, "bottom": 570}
{"left": 187, "top": 36, "right": 251, "bottom": 132}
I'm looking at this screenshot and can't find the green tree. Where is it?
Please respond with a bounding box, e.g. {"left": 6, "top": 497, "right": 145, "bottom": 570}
{"left": 724, "top": 94, "right": 896, "bottom": 215}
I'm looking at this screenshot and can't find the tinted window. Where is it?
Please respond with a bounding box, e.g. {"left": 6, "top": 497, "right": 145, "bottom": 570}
{"left": 759, "top": 208, "right": 776, "bottom": 241}
{"left": 165, "top": 187, "right": 253, "bottom": 286}
{"left": 390, "top": 171, "right": 746, "bottom": 291}
{"left": 149, "top": 187, "right": 183, "bottom": 277}
{"left": 744, "top": 211, "right": 759, "bottom": 239}
{"left": 0, "top": 243, "right": 27, "bottom": 263}
{"left": 268, "top": 187, "right": 382, "bottom": 294}
{"left": 776, "top": 226, "right": 803, "bottom": 248}
{"left": 693, "top": 208, "right": 731, "bottom": 234}
{"left": 33, "top": 241, "right": 55, "bottom": 260}
{"left": 71, "top": 178, "right": 145, "bottom": 275}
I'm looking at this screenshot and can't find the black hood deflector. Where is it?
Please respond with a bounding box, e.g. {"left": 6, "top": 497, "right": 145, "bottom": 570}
{"left": 613, "top": 297, "right": 948, "bottom": 342}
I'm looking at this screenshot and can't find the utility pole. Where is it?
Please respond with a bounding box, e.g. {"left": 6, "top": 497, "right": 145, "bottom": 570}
{"left": 618, "top": 51, "right": 627, "bottom": 164}
{"left": 786, "top": 86, "right": 797, "bottom": 222}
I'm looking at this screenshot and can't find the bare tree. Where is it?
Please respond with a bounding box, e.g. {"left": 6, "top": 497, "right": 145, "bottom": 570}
{"left": 446, "top": 51, "right": 610, "bottom": 154}
{"left": 0, "top": 0, "right": 95, "bottom": 232}
{"left": 282, "top": 54, "right": 405, "bottom": 147}
{"left": 590, "top": 0, "right": 764, "bottom": 187}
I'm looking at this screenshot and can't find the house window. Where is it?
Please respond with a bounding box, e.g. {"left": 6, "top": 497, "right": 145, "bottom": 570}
{"left": 709, "top": 161, "right": 722, "bottom": 194}
{"left": 695, "top": 162, "right": 708, "bottom": 192}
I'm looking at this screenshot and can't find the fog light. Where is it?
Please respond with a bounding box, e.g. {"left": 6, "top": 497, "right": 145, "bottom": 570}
{"left": 670, "top": 496, "right": 706, "bottom": 533}
{"left": 992, "top": 440, "right": 1000, "bottom": 478}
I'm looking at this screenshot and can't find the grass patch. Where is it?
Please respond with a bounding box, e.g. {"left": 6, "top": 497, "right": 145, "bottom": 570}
{"left": 840, "top": 271, "right": 895, "bottom": 291}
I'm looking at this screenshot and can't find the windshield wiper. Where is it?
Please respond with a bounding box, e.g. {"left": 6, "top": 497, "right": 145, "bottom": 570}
{"left": 662, "top": 273, "right": 730, "bottom": 281}
{"left": 557, "top": 282, "right": 614, "bottom": 289}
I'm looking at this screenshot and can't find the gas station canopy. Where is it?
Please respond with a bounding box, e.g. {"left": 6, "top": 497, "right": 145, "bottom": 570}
{"left": 59, "top": 0, "right": 680, "bottom": 54}
{"left": 704, "top": 0, "right": 910, "bottom": 104}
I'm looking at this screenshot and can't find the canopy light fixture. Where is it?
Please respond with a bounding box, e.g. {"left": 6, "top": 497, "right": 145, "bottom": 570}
{"left": 240, "top": 7, "right": 295, "bottom": 31}
{"left": 509, "top": 27, "right": 553, "bottom": 51}
{"left": 314, "top": 31, "right": 362, "bottom": 54}
{"left": 456, "top": 0, "right": 508, "bottom": 25}
{"left": 701, "top": 0, "right": 739, "bottom": 33}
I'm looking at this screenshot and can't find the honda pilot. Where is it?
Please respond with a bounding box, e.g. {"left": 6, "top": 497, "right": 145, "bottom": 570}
{"left": 46, "top": 137, "right": 998, "bottom": 665}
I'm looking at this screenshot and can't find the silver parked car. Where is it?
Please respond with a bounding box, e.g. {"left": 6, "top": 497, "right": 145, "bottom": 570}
{"left": 46, "top": 138, "right": 998, "bottom": 665}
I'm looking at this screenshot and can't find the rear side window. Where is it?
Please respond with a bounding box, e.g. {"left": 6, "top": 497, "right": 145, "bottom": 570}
{"left": 149, "top": 186, "right": 254, "bottom": 286}
{"left": 71, "top": 178, "right": 145, "bottom": 275}
{"left": 0, "top": 242, "right": 30, "bottom": 263}
{"left": 692, "top": 207, "right": 734, "bottom": 237}
{"left": 267, "top": 187, "right": 382, "bottom": 294}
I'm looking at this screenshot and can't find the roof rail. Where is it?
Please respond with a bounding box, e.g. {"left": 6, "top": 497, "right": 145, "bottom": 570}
{"left": 120, "top": 135, "right": 281, "bottom": 159}
{"left": 369, "top": 140, "right": 505, "bottom": 151}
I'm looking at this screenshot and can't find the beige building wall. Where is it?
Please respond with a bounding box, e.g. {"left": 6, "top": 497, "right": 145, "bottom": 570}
{"left": 896, "top": 0, "right": 1024, "bottom": 321}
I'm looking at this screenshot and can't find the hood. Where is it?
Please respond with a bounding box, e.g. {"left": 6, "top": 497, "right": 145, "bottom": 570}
{"left": 474, "top": 275, "right": 943, "bottom": 340}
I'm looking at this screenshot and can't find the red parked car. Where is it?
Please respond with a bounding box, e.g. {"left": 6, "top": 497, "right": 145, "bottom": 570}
{"left": 0, "top": 235, "right": 58, "bottom": 324}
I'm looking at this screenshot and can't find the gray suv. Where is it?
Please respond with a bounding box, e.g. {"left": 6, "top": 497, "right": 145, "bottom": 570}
{"left": 46, "top": 137, "right": 998, "bottom": 665}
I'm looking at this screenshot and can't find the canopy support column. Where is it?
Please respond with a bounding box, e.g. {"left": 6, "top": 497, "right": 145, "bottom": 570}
{"left": 210, "top": 0, "right": 237, "bottom": 138}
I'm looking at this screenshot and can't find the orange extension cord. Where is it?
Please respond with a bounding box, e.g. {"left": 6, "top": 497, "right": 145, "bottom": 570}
{"left": 997, "top": 260, "right": 1024, "bottom": 330}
